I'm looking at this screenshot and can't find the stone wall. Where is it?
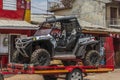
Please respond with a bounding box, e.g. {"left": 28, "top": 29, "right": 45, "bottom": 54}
{"left": 54, "top": 0, "right": 111, "bottom": 27}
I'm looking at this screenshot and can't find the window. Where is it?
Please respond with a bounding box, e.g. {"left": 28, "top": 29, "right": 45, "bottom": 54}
{"left": 3, "top": 0, "right": 17, "bottom": 10}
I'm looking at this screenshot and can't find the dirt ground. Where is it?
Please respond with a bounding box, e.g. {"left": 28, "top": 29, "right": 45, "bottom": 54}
{"left": 84, "top": 69, "right": 120, "bottom": 80}
{"left": 4, "top": 69, "right": 120, "bottom": 80}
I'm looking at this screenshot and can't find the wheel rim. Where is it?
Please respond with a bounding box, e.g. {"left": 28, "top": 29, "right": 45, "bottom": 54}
{"left": 90, "top": 52, "right": 99, "bottom": 65}
{"left": 71, "top": 71, "right": 82, "bottom": 80}
{"left": 38, "top": 53, "right": 48, "bottom": 65}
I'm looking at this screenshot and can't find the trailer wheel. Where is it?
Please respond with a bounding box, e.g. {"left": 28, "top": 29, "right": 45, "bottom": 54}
{"left": 84, "top": 50, "right": 101, "bottom": 66}
{"left": 66, "top": 69, "right": 83, "bottom": 80}
{"left": 0, "top": 74, "right": 4, "bottom": 80}
{"left": 30, "top": 49, "right": 50, "bottom": 66}
{"left": 43, "top": 75, "right": 57, "bottom": 80}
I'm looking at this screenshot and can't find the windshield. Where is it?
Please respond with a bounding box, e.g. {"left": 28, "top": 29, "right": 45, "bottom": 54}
{"left": 34, "top": 21, "right": 62, "bottom": 36}
{"left": 35, "top": 29, "right": 51, "bottom": 36}
{"left": 34, "top": 22, "right": 54, "bottom": 36}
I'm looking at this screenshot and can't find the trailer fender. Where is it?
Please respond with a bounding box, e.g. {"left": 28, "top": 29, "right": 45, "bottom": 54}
{"left": 65, "top": 67, "right": 82, "bottom": 73}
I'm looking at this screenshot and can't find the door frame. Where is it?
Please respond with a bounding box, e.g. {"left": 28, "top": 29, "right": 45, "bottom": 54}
{"left": 8, "top": 34, "right": 21, "bottom": 63}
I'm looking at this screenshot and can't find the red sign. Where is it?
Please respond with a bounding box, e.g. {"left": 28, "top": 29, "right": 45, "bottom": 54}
{"left": 0, "top": 0, "right": 30, "bottom": 20}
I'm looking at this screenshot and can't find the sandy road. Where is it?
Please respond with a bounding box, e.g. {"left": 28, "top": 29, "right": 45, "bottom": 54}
{"left": 84, "top": 69, "right": 120, "bottom": 80}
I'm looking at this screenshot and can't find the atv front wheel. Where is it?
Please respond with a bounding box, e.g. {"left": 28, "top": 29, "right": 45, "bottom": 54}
{"left": 12, "top": 50, "right": 20, "bottom": 63}
{"left": 12, "top": 50, "right": 30, "bottom": 63}
{"left": 30, "top": 49, "right": 50, "bottom": 66}
{"left": 84, "top": 50, "right": 101, "bottom": 66}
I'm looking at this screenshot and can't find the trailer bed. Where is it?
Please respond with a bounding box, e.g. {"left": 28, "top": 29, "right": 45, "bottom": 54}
{"left": 0, "top": 63, "right": 114, "bottom": 80}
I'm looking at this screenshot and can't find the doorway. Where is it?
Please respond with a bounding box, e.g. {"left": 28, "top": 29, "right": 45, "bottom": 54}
{"left": 8, "top": 34, "right": 20, "bottom": 63}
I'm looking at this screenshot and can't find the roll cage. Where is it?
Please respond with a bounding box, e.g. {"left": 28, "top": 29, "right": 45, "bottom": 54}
{"left": 34, "top": 16, "right": 82, "bottom": 36}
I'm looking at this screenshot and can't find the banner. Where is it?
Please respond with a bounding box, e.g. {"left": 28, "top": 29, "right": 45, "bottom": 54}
{"left": 110, "top": 34, "right": 120, "bottom": 38}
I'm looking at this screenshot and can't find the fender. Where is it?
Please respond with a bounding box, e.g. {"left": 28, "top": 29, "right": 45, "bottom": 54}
{"left": 73, "top": 38, "right": 99, "bottom": 58}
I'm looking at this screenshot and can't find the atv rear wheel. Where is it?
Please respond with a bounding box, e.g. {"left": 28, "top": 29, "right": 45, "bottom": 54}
{"left": 30, "top": 49, "right": 50, "bottom": 66}
{"left": 84, "top": 50, "right": 101, "bottom": 66}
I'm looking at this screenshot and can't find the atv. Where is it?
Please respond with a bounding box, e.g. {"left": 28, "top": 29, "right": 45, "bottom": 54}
{"left": 12, "top": 16, "right": 101, "bottom": 66}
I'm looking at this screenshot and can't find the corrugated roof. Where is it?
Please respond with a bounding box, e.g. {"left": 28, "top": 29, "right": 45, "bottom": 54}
{"left": 78, "top": 19, "right": 120, "bottom": 34}
{"left": 107, "top": 28, "right": 120, "bottom": 34}
{"left": 0, "top": 20, "right": 39, "bottom": 30}
{"left": 31, "top": 14, "right": 64, "bottom": 24}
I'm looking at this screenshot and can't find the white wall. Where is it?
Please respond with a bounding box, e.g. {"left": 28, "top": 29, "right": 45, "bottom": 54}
{"left": 0, "top": 34, "right": 28, "bottom": 54}
{"left": 0, "top": 34, "right": 8, "bottom": 53}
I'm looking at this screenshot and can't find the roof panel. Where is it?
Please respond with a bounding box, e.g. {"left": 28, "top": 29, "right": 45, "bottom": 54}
{"left": 0, "top": 20, "right": 39, "bottom": 30}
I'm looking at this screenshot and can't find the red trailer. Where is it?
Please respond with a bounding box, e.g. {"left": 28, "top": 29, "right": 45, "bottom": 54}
{"left": 0, "top": 58, "right": 114, "bottom": 80}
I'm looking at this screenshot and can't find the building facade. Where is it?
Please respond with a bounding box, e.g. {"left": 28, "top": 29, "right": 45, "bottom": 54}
{"left": 49, "top": 0, "right": 120, "bottom": 29}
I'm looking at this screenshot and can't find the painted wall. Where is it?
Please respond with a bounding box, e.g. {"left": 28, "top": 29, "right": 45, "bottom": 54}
{"left": 0, "top": 0, "right": 31, "bottom": 22}
{"left": 0, "top": 28, "right": 36, "bottom": 54}
{"left": 0, "top": 34, "right": 8, "bottom": 53}
{"left": 54, "top": 0, "right": 111, "bottom": 27}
